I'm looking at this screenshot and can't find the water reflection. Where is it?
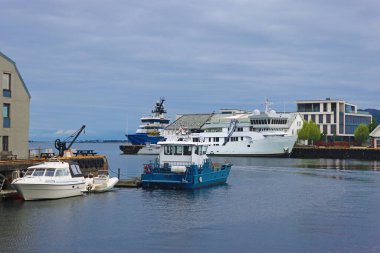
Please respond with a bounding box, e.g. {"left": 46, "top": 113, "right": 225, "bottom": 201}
{"left": 210, "top": 156, "right": 380, "bottom": 171}
{"left": 297, "top": 159, "right": 380, "bottom": 171}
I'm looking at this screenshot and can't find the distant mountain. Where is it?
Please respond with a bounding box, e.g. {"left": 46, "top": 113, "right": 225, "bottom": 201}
{"left": 361, "top": 108, "right": 380, "bottom": 123}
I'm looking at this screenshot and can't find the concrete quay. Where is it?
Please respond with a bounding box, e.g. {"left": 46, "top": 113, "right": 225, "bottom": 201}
{"left": 291, "top": 146, "right": 380, "bottom": 160}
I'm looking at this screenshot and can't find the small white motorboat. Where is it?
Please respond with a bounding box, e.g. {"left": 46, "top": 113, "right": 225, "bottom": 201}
{"left": 84, "top": 170, "right": 119, "bottom": 193}
{"left": 11, "top": 159, "right": 86, "bottom": 201}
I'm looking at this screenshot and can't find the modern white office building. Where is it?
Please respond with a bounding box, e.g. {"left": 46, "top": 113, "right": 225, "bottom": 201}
{"left": 296, "top": 98, "right": 372, "bottom": 141}
{"left": 0, "top": 52, "right": 31, "bottom": 159}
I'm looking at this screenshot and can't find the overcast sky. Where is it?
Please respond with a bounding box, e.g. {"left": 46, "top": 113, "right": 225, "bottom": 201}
{"left": 1, "top": 0, "right": 379, "bottom": 140}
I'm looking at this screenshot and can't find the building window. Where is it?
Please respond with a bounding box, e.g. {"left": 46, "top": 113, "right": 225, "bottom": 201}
{"left": 345, "top": 105, "right": 355, "bottom": 113}
{"left": 315, "top": 115, "right": 319, "bottom": 123}
{"left": 323, "top": 103, "right": 328, "bottom": 112}
{"left": 2, "top": 136, "right": 9, "bottom": 151}
{"left": 319, "top": 115, "right": 323, "bottom": 124}
{"left": 326, "top": 115, "right": 331, "bottom": 123}
{"left": 297, "top": 103, "right": 320, "bottom": 112}
{"left": 3, "top": 103, "right": 10, "bottom": 128}
{"left": 2, "top": 73, "right": 11, "bottom": 97}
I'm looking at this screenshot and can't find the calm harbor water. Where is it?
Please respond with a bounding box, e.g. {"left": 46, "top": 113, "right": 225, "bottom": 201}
{"left": 2, "top": 142, "right": 380, "bottom": 253}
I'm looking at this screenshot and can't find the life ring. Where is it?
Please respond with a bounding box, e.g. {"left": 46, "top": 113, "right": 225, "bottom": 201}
{"left": 144, "top": 164, "right": 152, "bottom": 173}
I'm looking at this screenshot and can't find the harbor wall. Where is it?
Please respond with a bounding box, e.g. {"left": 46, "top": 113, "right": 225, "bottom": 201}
{"left": 291, "top": 146, "right": 380, "bottom": 160}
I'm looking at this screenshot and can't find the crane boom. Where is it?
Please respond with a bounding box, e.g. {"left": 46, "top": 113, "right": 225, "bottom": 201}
{"left": 54, "top": 125, "right": 86, "bottom": 157}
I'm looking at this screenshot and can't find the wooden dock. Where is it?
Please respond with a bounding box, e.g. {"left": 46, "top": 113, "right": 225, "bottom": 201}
{"left": 115, "top": 177, "right": 141, "bottom": 188}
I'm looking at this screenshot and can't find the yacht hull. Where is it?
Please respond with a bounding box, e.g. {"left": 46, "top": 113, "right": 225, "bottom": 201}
{"left": 207, "top": 136, "right": 297, "bottom": 156}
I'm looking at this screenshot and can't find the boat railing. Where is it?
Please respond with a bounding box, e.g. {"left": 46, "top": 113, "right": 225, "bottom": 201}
{"left": 161, "top": 161, "right": 192, "bottom": 168}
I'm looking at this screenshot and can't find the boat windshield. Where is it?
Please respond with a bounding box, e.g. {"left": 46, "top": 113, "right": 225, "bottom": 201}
{"left": 32, "top": 168, "right": 45, "bottom": 176}
{"left": 25, "top": 169, "right": 34, "bottom": 176}
{"left": 164, "top": 145, "right": 193, "bottom": 156}
{"left": 194, "top": 145, "right": 207, "bottom": 155}
{"left": 202, "top": 146, "right": 208, "bottom": 155}
{"left": 45, "top": 168, "right": 55, "bottom": 177}
{"left": 183, "top": 146, "right": 192, "bottom": 155}
{"left": 55, "top": 169, "right": 69, "bottom": 177}
{"left": 27, "top": 168, "right": 56, "bottom": 177}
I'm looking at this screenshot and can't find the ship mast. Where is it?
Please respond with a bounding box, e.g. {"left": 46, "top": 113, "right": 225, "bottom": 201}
{"left": 152, "top": 97, "right": 166, "bottom": 117}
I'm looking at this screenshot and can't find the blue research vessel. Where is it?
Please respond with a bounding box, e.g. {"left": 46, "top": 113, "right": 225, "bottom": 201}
{"left": 141, "top": 140, "right": 232, "bottom": 189}
{"left": 126, "top": 98, "right": 169, "bottom": 145}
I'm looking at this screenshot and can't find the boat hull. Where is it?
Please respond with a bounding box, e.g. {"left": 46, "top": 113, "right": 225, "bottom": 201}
{"left": 126, "top": 134, "right": 165, "bottom": 145}
{"left": 207, "top": 135, "right": 297, "bottom": 157}
{"left": 119, "top": 144, "right": 144, "bottom": 154}
{"left": 141, "top": 167, "right": 231, "bottom": 190}
{"left": 85, "top": 177, "right": 119, "bottom": 193}
{"left": 12, "top": 182, "right": 85, "bottom": 201}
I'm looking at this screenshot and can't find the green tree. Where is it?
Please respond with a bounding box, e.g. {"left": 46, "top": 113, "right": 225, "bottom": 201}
{"left": 354, "top": 124, "right": 369, "bottom": 146}
{"left": 298, "top": 120, "right": 321, "bottom": 145}
{"left": 308, "top": 121, "right": 321, "bottom": 144}
{"left": 369, "top": 118, "right": 378, "bottom": 133}
{"left": 298, "top": 120, "right": 309, "bottom": 141}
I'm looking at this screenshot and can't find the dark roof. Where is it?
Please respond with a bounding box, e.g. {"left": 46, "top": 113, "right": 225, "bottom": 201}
{"left": 165, "top": 113, "right": 213, "bottom": 131}
{"left": 0, "top": 51, "right": 31, "bottom": 98}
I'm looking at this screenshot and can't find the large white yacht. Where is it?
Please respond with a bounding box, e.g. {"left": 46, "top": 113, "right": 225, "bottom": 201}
{"left": 199, "top": 100, "right": 303, "bottom": 156}
{"left": 11, "top": 159, "right": 86, "bottom": 200}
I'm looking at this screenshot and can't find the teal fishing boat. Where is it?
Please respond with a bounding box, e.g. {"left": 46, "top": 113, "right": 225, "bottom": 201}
{"left": 141, "top": 140, "right": 232, "bottom": 189}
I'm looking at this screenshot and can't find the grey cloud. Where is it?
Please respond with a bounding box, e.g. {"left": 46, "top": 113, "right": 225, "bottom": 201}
{"left": 1, "top": 0, "right": 379, "bottom": 139}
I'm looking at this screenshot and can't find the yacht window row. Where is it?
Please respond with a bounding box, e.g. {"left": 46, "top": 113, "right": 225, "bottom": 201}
{"left": 141, "top": 119, "right": 170, "bottom": 123}
{"left": 139, "top": 126, "right": 164, "bottom": 130}
{"left": 250, "top": 127, "right": 287, "bottom": 132}
{"left": 250, "top": 119, "right": 287, "bottom": 125}
{"left": 206, "top": 137, "right": 244, "bottom": 143}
